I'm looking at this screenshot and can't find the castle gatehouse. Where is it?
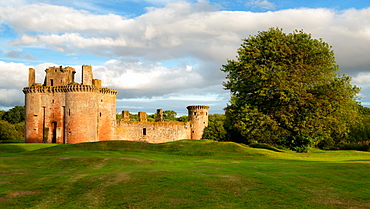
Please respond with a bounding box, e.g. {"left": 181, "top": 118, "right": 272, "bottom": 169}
{"left": 23, "top": 65, "right": 209, "bottom": 144}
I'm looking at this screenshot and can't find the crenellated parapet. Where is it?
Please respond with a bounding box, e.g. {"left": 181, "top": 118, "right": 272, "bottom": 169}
{"left": 186, "top": 105, "right": 210, "bottom": 110}
{"left": 99, "top": 87, "right": 117, "bottom": 95}
{"left": 23, "top": 85, "right": 117, "bottom": 95}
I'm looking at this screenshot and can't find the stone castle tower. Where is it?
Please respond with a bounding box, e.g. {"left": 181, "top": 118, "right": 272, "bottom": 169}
{"left": 187, "top": 105, "right": 210, "bottom": 139}
{"left": 23, "top": 65, "right": 209, "bottom": 144}
{"left": 23, "top": 65, "right": 117, "bottom": 144}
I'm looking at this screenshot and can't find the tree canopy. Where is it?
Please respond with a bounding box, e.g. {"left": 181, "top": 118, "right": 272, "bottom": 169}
{"left": 222, "top": 28, "right": 361, "bottom": 152}
{"left": 2, "top": 106, "right": 25, "bottom": 124}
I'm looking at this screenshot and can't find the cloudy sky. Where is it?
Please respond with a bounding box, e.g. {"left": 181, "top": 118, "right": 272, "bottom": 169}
{"left": 0, "top": 0, "right": 370, "bottom": 115}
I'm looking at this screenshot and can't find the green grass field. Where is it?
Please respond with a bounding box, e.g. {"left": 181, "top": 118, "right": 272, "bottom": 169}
{"left": 0, "top": 140, "right": 369, "bottom": 208}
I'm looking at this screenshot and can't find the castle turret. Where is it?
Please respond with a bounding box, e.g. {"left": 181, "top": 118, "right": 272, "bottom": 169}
{"left": 187, "top": 105, "right": 209, "bottom": 140}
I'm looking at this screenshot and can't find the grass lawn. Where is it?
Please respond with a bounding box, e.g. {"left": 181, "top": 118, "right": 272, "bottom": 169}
{"left": 0, "top": 140, "right": 369, "bottom": 208}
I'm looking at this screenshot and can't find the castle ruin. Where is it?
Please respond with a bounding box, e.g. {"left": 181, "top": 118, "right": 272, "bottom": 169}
{"left": 23, "top": 65, "right": 209, "bottom": 144}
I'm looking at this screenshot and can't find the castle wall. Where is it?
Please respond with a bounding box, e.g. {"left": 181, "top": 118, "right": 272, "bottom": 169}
{"left": 65, "top": 90, "right": 98, "bottom": 144}
{"left": 24, "top": 88, "right": 66, "bottom": 143}
{"left": 97, "top": 91, "right": 117, "bottom": 141}
{"left": 45, "top": 91, "right": 66, "bottom": 144}
{"left": 116, "top": 121, "right": 191, "bottom": 143}
{"left": 24, "top": 92, "right": 43, "bottom": 143}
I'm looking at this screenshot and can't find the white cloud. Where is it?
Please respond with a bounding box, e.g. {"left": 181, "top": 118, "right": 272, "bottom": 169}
{"left": 0, "top": 89, "right": 24, "bottom": 107}
{"left": 93, "top": 58, "right": 207, "bottom": 98}
{"left": 3, "top": 3, "right": 370, "bottom": 75}
{"left": 352, "top": 72, "right": 370, "bottom": 84}
{"left": 246, "top": 0, "right": 276, "bottom": 10}
{"left": 1, "top": 2, "right": 370, "bottom": 111}
{"left": 0, "top": 61, "right": 28, "bottom": 88}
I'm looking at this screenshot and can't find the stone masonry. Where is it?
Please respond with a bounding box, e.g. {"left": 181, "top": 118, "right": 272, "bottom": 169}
{"left": 23, "top": 65, "right": 209, "bottom": 144}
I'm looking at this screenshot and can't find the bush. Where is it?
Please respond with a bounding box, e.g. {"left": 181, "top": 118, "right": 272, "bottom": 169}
{"left": 336, "top": 142, "right": 369, "bottom": 151}
{"left": 0, "top": 120, "right": 20, "bottom": 140}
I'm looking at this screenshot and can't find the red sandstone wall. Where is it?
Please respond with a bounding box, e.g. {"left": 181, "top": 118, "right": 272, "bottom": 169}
{"left": 97, "top": 93, "right": 117, "bottom": 141}
{"left": 65, "top": 91, "right": 98, "bottom": 144}
{"left": 42, "top": 92, "right": 65, "bottom": 144}
{"left": 24, "top": 90, "right": 66, "bottom": 143}
{"left": 24, "top": 92, "right": 43, "bottom": 143}
{"left": 116, "top": 121, "right": 191, "bottom": 143}
{"left": 187, "top": 106, "right": 209, "bottom": 139}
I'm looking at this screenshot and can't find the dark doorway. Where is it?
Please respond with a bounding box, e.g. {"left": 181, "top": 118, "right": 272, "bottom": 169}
{"left": 51, "top": 122, "right": 57, "bottom": 143}
{"left": 143, "top": 128, "right": 147, "bottom": 136}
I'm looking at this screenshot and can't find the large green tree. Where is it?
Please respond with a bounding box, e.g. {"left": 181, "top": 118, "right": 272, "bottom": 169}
{"left": 222, "top": 28, "right": 361, "bottom": 152}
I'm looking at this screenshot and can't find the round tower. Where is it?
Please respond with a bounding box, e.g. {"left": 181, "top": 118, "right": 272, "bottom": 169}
{"left": 23, "top": 87, "right": 44, "bottom": 143}
{"left": 187, "top": 105, "right": 210, "bottom": 140}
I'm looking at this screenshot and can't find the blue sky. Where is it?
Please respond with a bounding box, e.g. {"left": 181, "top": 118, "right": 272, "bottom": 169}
{"left": 1, "top": 0, "right": 370, "bottom": 115}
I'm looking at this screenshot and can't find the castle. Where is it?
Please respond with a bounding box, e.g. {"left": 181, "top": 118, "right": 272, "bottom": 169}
{"left": 23, "top": 65, "right": 209, "bottom": 144}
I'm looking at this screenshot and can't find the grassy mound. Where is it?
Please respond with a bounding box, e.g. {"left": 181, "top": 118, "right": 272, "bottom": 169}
{"left": 0, "top": 140, "right": 369, "bottom": 208}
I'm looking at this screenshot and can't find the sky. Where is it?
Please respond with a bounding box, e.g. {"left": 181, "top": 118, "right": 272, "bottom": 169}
{"left": 0, "top": 0, "right": 370, "bottom": 115}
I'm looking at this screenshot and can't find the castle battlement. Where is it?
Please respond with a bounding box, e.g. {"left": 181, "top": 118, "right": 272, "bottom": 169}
{"left": 23, "top": 85, "right": 117, "bottom": 94}
{"left": 186, "top": 105, "right": 210, "bottom": 110}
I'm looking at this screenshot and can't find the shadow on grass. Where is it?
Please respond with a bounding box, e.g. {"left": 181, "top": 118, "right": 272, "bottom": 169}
{"left": 0, "top": 144, "right": 27, "bottom": 153}
{"left": 0, "top": 139, "right": 25, "bottom": 143}
{"left": 249, "top": 143, "right": 285, "bottom": 152}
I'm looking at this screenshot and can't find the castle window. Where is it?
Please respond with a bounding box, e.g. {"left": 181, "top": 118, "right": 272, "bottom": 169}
{"left": 143, "top": 128, "right": 147, "bottom": 136}
{"left": 101, "top": 99, "right": 103, "bottom": 102}
{"left": 50, "top": 79, "right": 54, "bottom": 86}
{"left": 206, "top": 113, "right": 208, "bottom": 116}
{"left": 68, "top": 109, "right": 70, "bottom": 116}
{"left": 194, "top": 112, "right": 197, "bottom": 115}
{"left": 52, "top": 100, "right": 54, "bottom": 103}
{"left": 100, "top": 112, "right": 102, "bottom": 117}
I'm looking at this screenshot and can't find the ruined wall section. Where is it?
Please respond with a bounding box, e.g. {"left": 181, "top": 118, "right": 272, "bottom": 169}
{"left": 44, "top": 66, "right": 75, "bottom": 86}
{"left": 116, "top": 121, "right": 191, "bottom": 143}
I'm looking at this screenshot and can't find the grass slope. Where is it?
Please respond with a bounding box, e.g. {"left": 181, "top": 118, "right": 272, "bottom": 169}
{"left": 0, "top": 140, "right": 369, "bottom": 208}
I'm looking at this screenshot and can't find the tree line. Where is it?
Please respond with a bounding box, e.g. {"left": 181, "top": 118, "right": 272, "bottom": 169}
{"left": 0, "top": 106, "right": 25, "bottom": 141}
{"left": 116, "top": 110, "right": 188, "bottom": 122}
